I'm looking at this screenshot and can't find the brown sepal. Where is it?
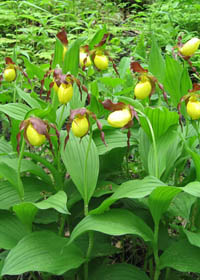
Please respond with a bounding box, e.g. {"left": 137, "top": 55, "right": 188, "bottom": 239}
{"left": 56, "top": 28, "right": 68, "bottom": 46}
{"left": 5, "top": 57, "right": 15, "bottom": 65}
{"left": 130, "top": 61, "right": 148, "bottom": 73}
{"left": 101, "top": 99, "right": 126, "bottom": 111}
{"left": 94, "top": 33, "right": 110, "bottom": 48}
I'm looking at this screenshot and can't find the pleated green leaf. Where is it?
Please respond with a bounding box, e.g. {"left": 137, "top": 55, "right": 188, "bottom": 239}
{"left": 63, "top": 37, "right": 86, "bottom": 76}
{"left": 13, "top": 203, "right": 38, "bottom": 232}
{"left": 13, "top": 191, "right": 69, "bottom": 230}
{"left": 0, "top": 211, "right": 29, "bottom": 249}
{"left": 90, "top": 263, "right": 150, "bottom": 280}
{"left": 16, "top": 87, "right": 41, "bottom": 109}
{"left": 0, "top": 158, "right": 52, "bottom": 185}
{"left": 159, "top": 239, "right": 200, "bottom": 273}
{"left": 90, "top": 176, "right": 166, "bottom": 215}
{"left": 184, "top": 229, "right": 200, "bottom": 248}
{"left": 149, "top": 35, "right": 165, "bottom": 83}
{"left": 0, "top": 178, "right": 53, "bottom": 210}
{"left": 140, "top": 106, "right": 179, "bottom": 140}
{"left": 69, "top": 209, "right": 154, "bottom": 244}
{"left": 1, "top": 231, "right": 85, "bottom": 276}
{"left": 0, "top": 103, "right": 30, "bottom": 120}
{"left": 163, "top": 55, "right": 183, "bottom": 107}
{"left": 35, "top": 191, "right": 69, "bottom": 214}
{"left": 62, "top": 132, "right": 99, "bottom": 204}
{"left": 93, "top": 129, "right": 136, "bottom": 155}
{"left": 148, "top": 186, "right": 182, "bottom": 226}
{"left": 181, "top": 181, "right": 200, "bottom": 197}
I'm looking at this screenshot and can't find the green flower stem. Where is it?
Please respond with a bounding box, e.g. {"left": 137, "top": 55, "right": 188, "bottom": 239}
{"left": 58, "top": 104, "right": 66, "bottom": 130}
{"left": 83, "top": 132, "right": 93, "bottom": 215}
{"left": 13, "top": 80, "right": 17, "bottom": 103}
{"left": 136, "top": 109, "right": 159, "bottom": 178}
{"left": 153, "top": 223, "right": 160, "bottom": 280}
{"left": 83, "top": 132, "right": 93, "bottom": 280}
{"left": 84, "top": 231, "right": 94, "bottom": 280}
{"left": 165, "top": 268, "right": 171, "bottom": 280}
{"left": 58, "top": 214, "right": 66, "bottom": 236}
{"left": 192, "top": 120, "right": 200, "bottom": 150}
{"left": 17, "top": 137, "right": 25, "bottom": 200}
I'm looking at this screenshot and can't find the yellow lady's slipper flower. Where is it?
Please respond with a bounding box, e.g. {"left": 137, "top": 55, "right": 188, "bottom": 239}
{"left": 134, "top": 76, "right": 152, "bottom": 100}
{"left": 94, "top": 54, "right": 109, "bottom": 70}
{"left": 107, "top": 108, "right": 132, "bottom": 128}
{"left": 187, "top": 96, "right": 200, "bottom": 120}
{"left": 179, "top": 38, "right": 200, "bottom": 56}
{"left": 72, "top": 115, "right": 89, "bottom": 137}
{"left": 57, "top": 83, "right": 73, "bottom": 104}
{"left": 26, "top": 124, "right": 46, "bottom": 146}
{"left": 4, "top": 68, "right": 16, "bottom": 82}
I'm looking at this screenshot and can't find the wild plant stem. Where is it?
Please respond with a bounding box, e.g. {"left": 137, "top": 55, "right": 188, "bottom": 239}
{"left": 83, "top": 132, "right": 93, "bottom": 280}
{"left": 17, "top": 137, "right": 25, "bottom": 200}
{"left": 153, "top": 224, "right": 160, "bottom": 280}
{"left": 135, "top": 109, "right": 159, "bottom": 178}
{"left": 58, "top": 104, "right": 66, "bottom": 130}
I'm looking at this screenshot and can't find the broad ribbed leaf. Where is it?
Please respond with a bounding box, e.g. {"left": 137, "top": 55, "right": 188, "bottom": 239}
{"left": 182, "top": 181, "right": 200, "bottom": 197}
{"left": 184, "top": 229, "right": 200, "bottom": 248}
{"left": 148, "top": 186, "right": 181, "bottom": 226}
{"left": 23, "top": 57, "right": 45, "bottom": 80}
{"left": 0, "top": 158, "right": 52, "bottom": 185}
{"left": 100, "top": 77, "right": 125, "bottom": 88}
{"left": 0, "top": 103, "right": 30, "bottom": 120}
{"left": 0, "top": 178, "right": 53, "bottom": 210}
{"left": 36, "top": 191, "right": 69, "bottom": 214}
{"left": 0, "top": 140, "right": 12, "bottom": 154}
{"left": 13, "top": 191, "right": 69, "bottom": 230}
{"left": 0, "top": 211, "right": 29, "bottom": 249}
{"left": 149, "top": 36, "right": 165, "bottom": 83}
{"left": 1, "top": 231, "right": 84, "bottom": 276}
{"left": 140, "top": 107, "right": 179, "bottom": 140}
{"left": 168, "top": 192, "right": 196, "bottom": 221}
{"left": 16, "top": 87, "right": 41, "bottom": 109}
{"left": 159, "top": 239, "right": 200, "bottom": 273}
{"left": 69, "top": 209, "right": 154, "bottom": 244}
{"left": 118, "top": 57, "right": 131, "bottom": 79}
{"left": 52, "top": 38, "right": 63, "bottom": 69}
{"left": 148, "top": 127, "right": 181, "bottom": 179}
{"left": 163, "top": 56, "right": 183, "bottom": 107}
{"left": 63, "top": 37, "right": 86, "bottom": 76}
{"left": 13, "top": 203, "right": 38, "bottom": 232}
{"left": 90, "top": 176, "right": 166, "bottom": 215}
{"left": 62, "top": 132, "right": 99, "bottom": 204}
{"left": 0, "top": 161, "right": 21, "bottom": 195}
{"left": 94, "top": 129, "right": 136, "bottom": 155}
{"left": 90, "top": 263, "right": 150, "bottom": 280}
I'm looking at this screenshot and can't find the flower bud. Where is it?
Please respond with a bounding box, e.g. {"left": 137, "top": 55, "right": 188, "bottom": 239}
{"left": 187, "top": 97, "right": 200, "bottom": 120}
{"left": 63, "top": 46, "right": 67, "bottom": 61}
{"left": 94, "top": 54, "right": 109, "bottom": 70}
{"left": 71, "top": 115, "right": 89, "bottom": 137}
{"left": 107, "top": 108, "right": 132, "bottom": 128}
{"left": 4, "top": 68, "right": 16, "bottom": 82}
{"left": 57, "top": 83, "right": 73, "bottom": 104}
{"left": 80, "top": 52, "right": 92, "bottom": 67}
{"left": 26, "top": 124, "right": 46, "bottom": 146}
{"left": 134, "top": 78, "right": 152, "bottom": 100}
{"left": 179, "top": 38, "right": 200, "bottom": 57}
